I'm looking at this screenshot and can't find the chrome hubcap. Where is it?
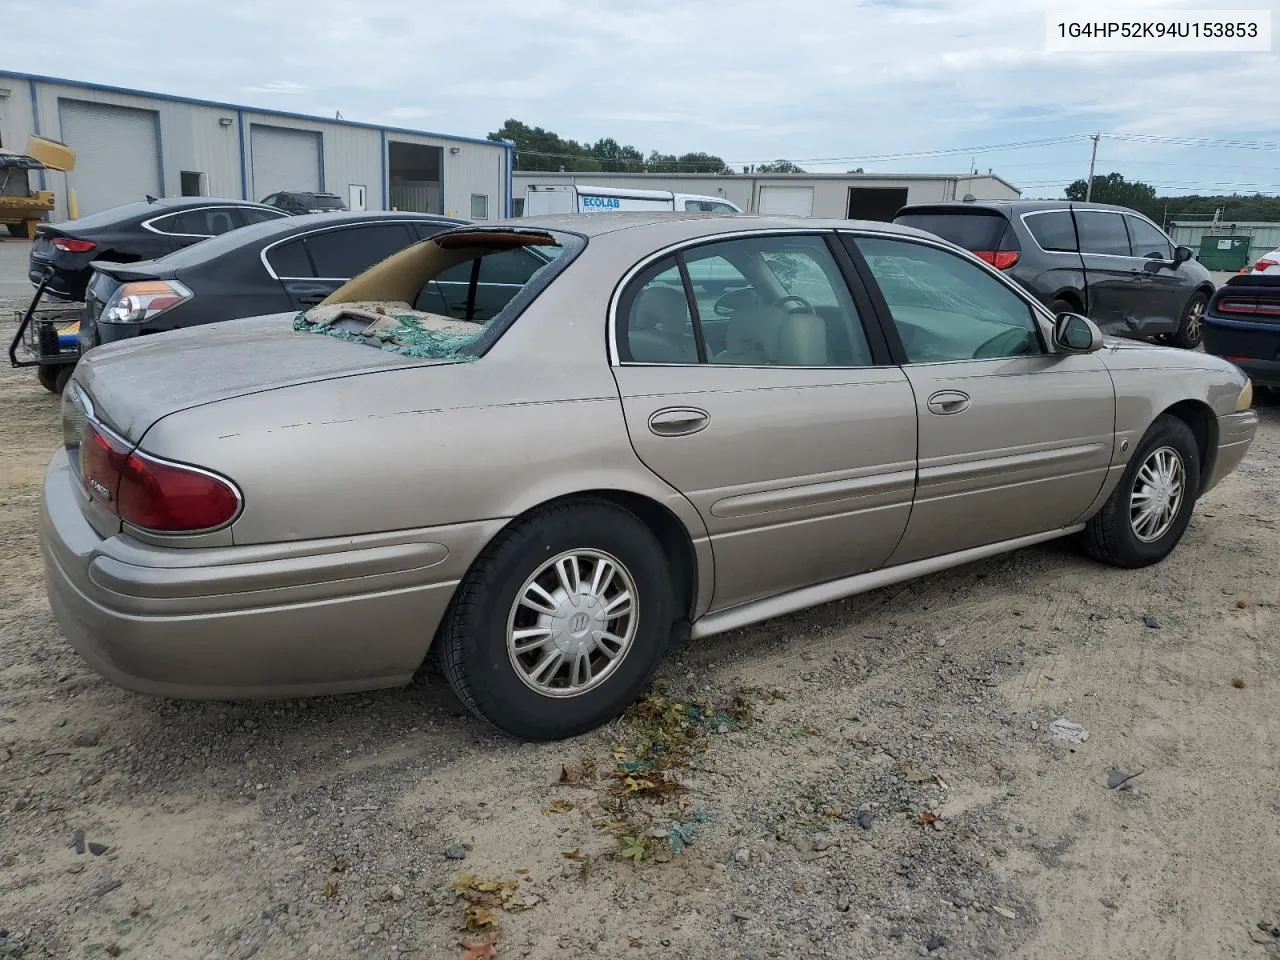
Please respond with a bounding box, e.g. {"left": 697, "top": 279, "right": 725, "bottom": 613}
{"left": 1130, "top": 446, "right": 1185, "bottom": 542}
{"left": 1185, "top": 300, "right": 1204, "bottom": 342}
{"left": 506, "top": 549, "right": 638, "bottom": 698}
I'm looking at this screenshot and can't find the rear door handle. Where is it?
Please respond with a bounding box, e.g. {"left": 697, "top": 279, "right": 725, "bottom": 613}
{"left": 297, "top": 294, "right": 327, "bottom": 305}
{"left": 648, "top": 407, "right": 709, "bottom": 437}
{"left": 926, "top": 390, "right": 970, "bottom": 415}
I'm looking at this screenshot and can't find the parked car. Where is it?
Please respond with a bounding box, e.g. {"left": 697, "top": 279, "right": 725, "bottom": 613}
{"left": 894, "top": 199, "right": 1215, "bottom": 348}
{"left": 28, "top": 196, "right": 288, "bottom": 302}
{"left": 78, "top": 211, "right": 466, "bottom": 353}
{"left": 42, "top": 214, "right": 1257, "bottom": 740}
{"left": 1247, "top": 247, "right": 1280, "bottom": 274}
{"left": 1204, "top": 273, "right": 1280, "bottom": 390}
{"left": 260, "top": 191, "right": 348, "bottom": 215}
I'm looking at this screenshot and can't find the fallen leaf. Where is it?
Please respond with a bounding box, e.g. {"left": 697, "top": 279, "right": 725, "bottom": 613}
{"left": 331, "top": 855, "right": 348, "bottom": 873}
{"left": 792, "top": 881, "right": 806, "bottom": 893}
{"left": 619, "top": 835, "right": 647, "bottom": 864}
{"left": 916, "top": 810, "right": 939, "bottom": 826}
{"left": 1232, "top": 676, "right": 1246, "bottom": 688}
{"left": 898, "top": 763, "right": 932, "bottom": 784}
{"left": 323, "top": 880, "right": 339, "bottom": 898}
{"left": 515, "top": 868, "right": 529, "bottom": 875}
{"left": 559, "top": 761, "right": 596, "bottom": 784}
{"left": 561, "top": 849, "right": 580, "bottom": 859}
{"left": 458, "top": 931, "right": 501, "bottom": 960}
{"left": 465, "top": 904, "right": 500, "bottom": 930}
{"left": 543, "top": 800, "right": 575, "bottom": 815}
{"left": 1236, "top": 599, "right": 1247, "bottom": 609}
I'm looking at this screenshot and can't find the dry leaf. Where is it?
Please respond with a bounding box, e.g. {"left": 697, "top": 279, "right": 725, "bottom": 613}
{"left": 323, "top": 880, "right": 339, "bottom": 898}
{"left": 559, "top": 761, "right": 596, "bottom": 784}
{"left": 916, "top": 810, "right": 938, "bottom": 826}
{"left": 543, "top": 799, "right": 575, "bottom": 815}
{"left": 561, "top": 849, "right": 580, "bottom": 859}
{"left": 1232, "top": 676, "right": 1246, "bottom": 688}
{"left": 792, "top": 881, "right": 806, "bottom": 893}
{"left": 458, "top": 931, "right": 501, "bottom": 960}
{"left": 465, "top": 904, "right": 500, "bottom": 930}
{"left": 331, "top": 855, "right": 348, "bottom": 873}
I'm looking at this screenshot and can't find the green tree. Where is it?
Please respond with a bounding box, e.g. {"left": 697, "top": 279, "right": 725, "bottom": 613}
{"left": 675, "top": 151, "right": 727, "bottom": 174}
{"left": 487, "top": 119, "right": 599, "bottom": 172}
{"left": 1064, "top": 172, "right": 1158, "bottom": 216}
{"left": 756, "top": 159, "right": 806, "bottom": 174}
{"left": 589, "top": 138, "right": 646, "bottom": 172}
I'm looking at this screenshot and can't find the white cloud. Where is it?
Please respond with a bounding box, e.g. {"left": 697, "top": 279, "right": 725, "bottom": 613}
{"left": 12, "top": 0, "right": 1280, "bottom": 195}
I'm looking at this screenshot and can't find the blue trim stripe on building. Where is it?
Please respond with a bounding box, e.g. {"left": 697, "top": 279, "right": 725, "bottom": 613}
{"left": 28, "top": 78, "right": 46, "bottom": 191}
{"left": 153, "top": 112, "right": 165, "bottom": 196}
{"left": 317, "top": 132, "right": 325, "bottom": 192}
{"left": 237, "top": 110, "right": 248, "bottom": 200}
{"left": 1, "top": 70, "right": 499, "bottom": 147}
{"left": 505, "top": 140, "right": 514, "bottom": 218}
{"left": 380, "top": 130, "right": 388, "bottom": 210}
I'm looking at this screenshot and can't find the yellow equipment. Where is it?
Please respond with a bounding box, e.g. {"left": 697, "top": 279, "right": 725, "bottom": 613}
{"left": 0, "top": 135, "right": 76, "bottom": 239}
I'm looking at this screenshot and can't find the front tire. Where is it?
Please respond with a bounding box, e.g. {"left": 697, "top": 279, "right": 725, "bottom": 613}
{"left": 1172, "top": 292, "right": 1207, "bottom": 349}
{"left": 1082, "top": 415, "right": 1201, "bottom": 568}
{"left": 437, "top": 500, "right": 675, "bottom": 741}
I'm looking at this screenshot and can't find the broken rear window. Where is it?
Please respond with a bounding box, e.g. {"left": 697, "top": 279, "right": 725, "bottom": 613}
{"left": 292, "top": 229, "right": 578, "bottom": 360}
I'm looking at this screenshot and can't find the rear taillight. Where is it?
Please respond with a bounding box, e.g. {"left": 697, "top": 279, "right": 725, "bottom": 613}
{"left": 1216, "top": 297, "right": 1280, "bottom": 316}
{"left": 74, "top": 403, "right": 240, "bottom": 532}
{"left": 973, "top": 250, "right": 1020, "bottom": 270}
{"left": 101, "top": 279, "right": 193, "bottom": 324}
{"left": 1253, "top": 259, "right": 1277, "bottom": 272}
{"left": 52, "top": 237, "right": 97, "bottom": 254}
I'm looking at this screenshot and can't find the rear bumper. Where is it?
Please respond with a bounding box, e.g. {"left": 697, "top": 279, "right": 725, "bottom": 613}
{"left": 40, "top": 448, "right": 502, "bottom": 699}
{"left": 1204, "top": 410, "right": 1259, "bottom": 494}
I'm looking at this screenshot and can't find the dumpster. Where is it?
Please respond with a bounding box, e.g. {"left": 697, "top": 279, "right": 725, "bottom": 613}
{"left": 1197, "top": 235, "right": 1252, "bottom": 272}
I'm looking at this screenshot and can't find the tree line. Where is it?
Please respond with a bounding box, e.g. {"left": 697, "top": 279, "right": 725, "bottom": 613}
{"left": 1059, "top": 172, "right": 1279, "bottom": 225}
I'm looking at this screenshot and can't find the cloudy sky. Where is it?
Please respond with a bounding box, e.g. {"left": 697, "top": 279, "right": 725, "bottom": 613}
{"left": 7, "top": 0, "right": 1280, "bottom": 196}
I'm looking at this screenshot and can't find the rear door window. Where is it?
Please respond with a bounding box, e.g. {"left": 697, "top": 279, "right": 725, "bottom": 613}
{"left": 305, "top": 223, "right": 415, "bottom": 278}
{"left": 266, "top": 238, "right": 313, "bottom": 278}
{"left": 1023, "top": 211, "right": 1078, "bottom": 251}
{"left": 158, "top": 208, "right": 241, "bottom": 236}
{"left": 239, "top": 206, "right": 287, "bottom": 225}
{"left": 1075, "top": 211, "right": 1132, "bottom": 257}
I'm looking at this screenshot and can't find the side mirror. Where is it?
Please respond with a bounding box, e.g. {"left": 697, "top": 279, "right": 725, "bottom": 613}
{"left": 1053, "top": 312, "right": 1103, "bottom": 354}
{"left": 1173, "top": 245, "right": 1193, "bottom": 267}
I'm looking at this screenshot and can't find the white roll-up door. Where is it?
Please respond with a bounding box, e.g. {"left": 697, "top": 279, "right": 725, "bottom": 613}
{"left": 250, "top": 125, "right": 322, "bottom": 201}
{"left": 58, "top": 99, "right": 162, "bottom": 216}
{"left": 758, "top": 185, "right": 814, "bottom": 217}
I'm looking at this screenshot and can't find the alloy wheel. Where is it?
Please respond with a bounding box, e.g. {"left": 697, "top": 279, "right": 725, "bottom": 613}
{"left": 1129, "top": 445, "right": 1186, "bottom": 542}
{"left": 506, "top": 549, "right": 639, "bottom": 698}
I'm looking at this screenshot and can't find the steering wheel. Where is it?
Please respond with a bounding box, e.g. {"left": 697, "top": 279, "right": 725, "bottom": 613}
{"left": 714, "top": 287, "right": 759, "bottom": 317}
{"left": 775, "top": 295, "right": 813, "bottom": 314}
{"left": 973, "top": 326, "right": 1036, "bottom": 359}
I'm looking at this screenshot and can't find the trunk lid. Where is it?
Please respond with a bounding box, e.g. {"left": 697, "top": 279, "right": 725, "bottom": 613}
{"left": 74, "top": 312, "right": 444, "bottom": 442}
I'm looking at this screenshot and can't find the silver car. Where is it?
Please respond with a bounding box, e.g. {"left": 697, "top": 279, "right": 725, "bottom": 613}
{"left": 40, "top": 214, "right": 1258, "bottom": 740}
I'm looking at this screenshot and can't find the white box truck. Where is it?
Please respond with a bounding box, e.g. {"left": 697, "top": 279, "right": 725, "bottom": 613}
{"left": 523, "top": 183, "right": 741, "bottom": 216}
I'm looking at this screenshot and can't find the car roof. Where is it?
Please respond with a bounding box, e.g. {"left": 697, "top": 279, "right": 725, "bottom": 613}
{"left": 150, "top": 210, "right": 470, "bottom": 268}
{"left": 492, "top": 212, "right": 938, "bottom": 242}
{"left": 53, "top": 195, "right": 281, "bottom": 232}
{"left": 897, "top": 198, "right": 1140, "bottom": 216}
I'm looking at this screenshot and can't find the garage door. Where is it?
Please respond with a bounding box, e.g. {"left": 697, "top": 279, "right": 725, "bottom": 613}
{"left": 251, "top": 125, "right": 321, "bottom": 202}
{"left": 758, "top": 185, "right": 814, "bottom": 217}
{"left": 58, "top": 100, "right": 162, "bottom": 216}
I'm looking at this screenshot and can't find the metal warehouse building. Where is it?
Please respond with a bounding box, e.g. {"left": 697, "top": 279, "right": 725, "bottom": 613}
{"left": 0, "top": 72, "right": 513, "bottom": 222}
{"left": 513, "top": 171, "right": 1021, "bottom": 220}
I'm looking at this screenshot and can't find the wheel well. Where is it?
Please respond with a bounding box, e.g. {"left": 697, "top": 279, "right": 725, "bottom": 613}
{"left": 1159, "top": 400, "right": 1217, "bottom": 487}
{"left": 1051, "top": 290, "right": 1084, "bottom": 312}
{"left": 522, "top": 490, "right": 699, "bottom": 622}
{"left": 1195, "top": 282, "right": 1215, "bottom": 300}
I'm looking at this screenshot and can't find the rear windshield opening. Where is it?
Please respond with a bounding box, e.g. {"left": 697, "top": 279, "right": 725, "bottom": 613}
{"left": 894, "top": 211, "right": 1016, "bottom": 254}
{"left": 293, "top": 231, "right": 569, "bottom": 360}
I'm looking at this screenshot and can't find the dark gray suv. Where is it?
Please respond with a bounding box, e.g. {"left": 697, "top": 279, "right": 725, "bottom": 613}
{"left": 894, "top": 199, "right": 1215, "bottom": 348}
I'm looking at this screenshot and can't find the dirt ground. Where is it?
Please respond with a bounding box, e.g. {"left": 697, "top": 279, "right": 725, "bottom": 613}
{"left": 0, "top": 238, "right": 1277, "bottom": 960}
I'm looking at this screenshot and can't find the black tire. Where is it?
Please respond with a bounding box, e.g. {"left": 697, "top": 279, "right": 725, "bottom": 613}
{"left": 1172, "top": 292, "right": 1207, "bottom": 349}
{"left": 36, "top": 364, "right": 73, "bottom": 394}
{"left": 1081, "top": 415, "right": 1201, "bottom": 568}
{"left": 437, "top": 499, "right": 675, "bottom": 741}
{"left": 1049, "top": 298, "right": 1078, "bottom": 316}
{"left": 5, "top": 223, "right": 26, "bottom": 238}
{"left": 54, "top": 365, "right": 74, "bottom": 394}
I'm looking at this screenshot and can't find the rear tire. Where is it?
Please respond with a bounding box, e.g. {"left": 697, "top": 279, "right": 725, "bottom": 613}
{"left": 1172, "top": 292, "right": 1207, "bottom": 349}
{"left": 1049, "top": 298, "right": 1077, "bottom": 316}
{"left": 5, "top": 223, "right": 26, "bottom": 238}
{"left": 1081, "top": 415, "right": 1200, "bottom": 568}
{"left": 437, "top": 499, "right": 675, "bottom": 741}
{"left": 37, "top": 364, "right": 74, "bottom": 394}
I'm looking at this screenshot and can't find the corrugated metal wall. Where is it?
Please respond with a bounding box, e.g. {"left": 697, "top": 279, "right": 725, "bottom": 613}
{"left": 1169, "top": 221, "right": 1280, "bottom": 262}
{"left": 0, "top": 72, "right": 509, "bottom": 222}
{"left": 512, "top": 173, "right": 1020, "bottom": 217}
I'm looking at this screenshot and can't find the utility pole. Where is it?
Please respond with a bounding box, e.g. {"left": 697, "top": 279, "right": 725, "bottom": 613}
{"left": 1084, "top": 133, "right": 1100, "bottom": 201}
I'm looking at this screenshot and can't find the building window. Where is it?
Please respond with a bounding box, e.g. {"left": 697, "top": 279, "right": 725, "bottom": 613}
{"left": 471, "top": 194, "right": 489, "bottom": 220}
{"left": 512, "top": 198, "right": 525, "bottom": 217}
{"left": 180, "top": 171, "right": 206, "bottom": 197}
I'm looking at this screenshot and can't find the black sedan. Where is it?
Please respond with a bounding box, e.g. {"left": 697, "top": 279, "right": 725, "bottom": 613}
{"left": 1204, "top": 274, "right": 1280, "bottom": 391}
{"left": 29, "top": 196, "right": 288, "bottom": 301}
{"left": 79, "top": 210, "right": 467, "bottom": 354}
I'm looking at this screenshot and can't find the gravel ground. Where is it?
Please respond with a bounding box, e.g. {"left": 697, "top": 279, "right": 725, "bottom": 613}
{"left": 1, "top": 236, "right": 1278, "bottom": 960}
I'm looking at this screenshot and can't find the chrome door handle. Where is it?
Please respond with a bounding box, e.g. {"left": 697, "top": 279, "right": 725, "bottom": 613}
{"left": 926, "top": 390, "right": 970, "bottom": 415}
{"left": 648, "top": 407, "right": 709, "bottom": 437}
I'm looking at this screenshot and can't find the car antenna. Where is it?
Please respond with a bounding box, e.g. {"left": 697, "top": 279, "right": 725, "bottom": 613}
{"left": 146, "top": 194, "right": 157, "bottom": 202}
